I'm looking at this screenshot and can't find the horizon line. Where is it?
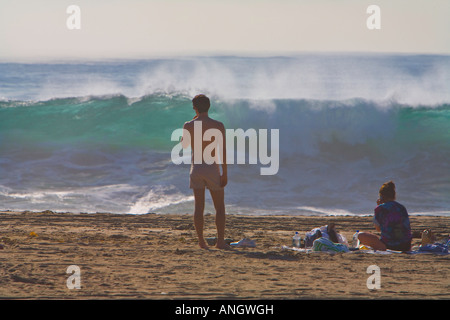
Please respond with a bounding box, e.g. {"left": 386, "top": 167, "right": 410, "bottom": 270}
{"left": 1, "top": 50, "right": 450, "bottom": 64}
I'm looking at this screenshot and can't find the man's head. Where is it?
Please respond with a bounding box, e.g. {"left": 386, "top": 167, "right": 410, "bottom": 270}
{"left": 192, "top": 94, "right": 210, "bottom": 113}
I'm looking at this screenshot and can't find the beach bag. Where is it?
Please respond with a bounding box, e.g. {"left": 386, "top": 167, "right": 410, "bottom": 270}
{"left": 421, "top": 229, "right": 436, "bottom": 245}
{"left": 336, "top": 233, "right": 348, "bottom": 246}
{"left": 312, "top": 237, "right": 349, "bottom": 253}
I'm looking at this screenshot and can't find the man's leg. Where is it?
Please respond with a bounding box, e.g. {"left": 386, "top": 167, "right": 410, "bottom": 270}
{"left": 358, "top": 232, "right": 387, "bottom": 251}
{"left": 193, "top": 188, "right": 208, "bottom": 249}
{"left": 209, "top": 189, "right": 227, "bottom": 249}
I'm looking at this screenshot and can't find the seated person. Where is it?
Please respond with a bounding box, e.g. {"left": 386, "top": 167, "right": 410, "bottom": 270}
{"left": 358, "top": 181, "right": 412, "bottom": 251}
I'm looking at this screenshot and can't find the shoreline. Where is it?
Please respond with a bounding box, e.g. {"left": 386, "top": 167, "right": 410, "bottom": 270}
{"left": 1, "top": 208, "right": 449, "bottom": 217}
{"left": 0, "top": 211, "right": 448, "bottom": 299}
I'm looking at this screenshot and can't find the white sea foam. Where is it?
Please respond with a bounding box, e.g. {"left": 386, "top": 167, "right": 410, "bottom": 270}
{"left": 2, "top": 54, "right": 449, "bottom": 105}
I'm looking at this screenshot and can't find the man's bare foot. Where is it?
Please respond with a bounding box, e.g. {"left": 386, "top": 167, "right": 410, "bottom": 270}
{"left": 215, "top": 241, "right": 230, "bottom": 250}
{"left": 198, "top": 241, "right": 209, "bottom": 249}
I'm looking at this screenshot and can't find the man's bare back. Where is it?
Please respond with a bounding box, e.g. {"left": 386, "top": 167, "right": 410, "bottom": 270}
{"left": 181, "top": 95, "right": 228, "bottom": 249}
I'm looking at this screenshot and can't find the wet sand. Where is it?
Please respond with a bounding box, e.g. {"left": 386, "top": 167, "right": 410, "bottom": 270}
{"left": 0, "top": 211, "right": 448, "bottom": 299}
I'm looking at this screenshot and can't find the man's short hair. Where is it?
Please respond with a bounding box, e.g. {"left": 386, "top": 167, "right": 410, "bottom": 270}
{"left": 192, "top": 94, "right": 210, "bottom": 113}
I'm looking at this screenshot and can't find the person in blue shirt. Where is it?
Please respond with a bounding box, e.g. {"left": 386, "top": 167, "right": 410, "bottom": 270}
{"left": 358, "top": 181, "right": 412, "bottom": 251}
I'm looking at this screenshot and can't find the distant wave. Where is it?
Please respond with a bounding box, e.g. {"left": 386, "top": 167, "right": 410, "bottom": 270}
{"left": 1, "top": 94, "right": 449, "bottom": 215}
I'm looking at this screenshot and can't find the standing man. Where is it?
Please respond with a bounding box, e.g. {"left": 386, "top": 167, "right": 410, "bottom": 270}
{"left": 181, "top": 94, "right": 228, "bottom": 249}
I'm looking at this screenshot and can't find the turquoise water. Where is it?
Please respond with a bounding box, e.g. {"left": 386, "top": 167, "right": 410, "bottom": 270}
{"left": 1, "top": 55, "right": 449, "bottom": 215}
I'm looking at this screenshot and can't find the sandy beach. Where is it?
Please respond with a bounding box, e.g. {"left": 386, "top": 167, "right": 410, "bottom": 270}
{"left": 0, "top": 211, "right": 448, "bottom": 300}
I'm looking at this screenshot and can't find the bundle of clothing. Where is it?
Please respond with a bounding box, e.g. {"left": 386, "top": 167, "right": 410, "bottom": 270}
{"left": 304, "top": 223, "right": 349, "bottom": 253}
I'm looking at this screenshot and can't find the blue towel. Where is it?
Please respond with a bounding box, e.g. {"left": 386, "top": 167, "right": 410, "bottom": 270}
{"left": 418, "top": 242, "right": 448, "bottom": 254}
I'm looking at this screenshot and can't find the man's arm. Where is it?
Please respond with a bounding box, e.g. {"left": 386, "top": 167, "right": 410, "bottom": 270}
{"left": 219, "top": 123, "right": 227, "bottom": 187}
{"left": 181, "top": 122, "right": 191, "bottom": 149}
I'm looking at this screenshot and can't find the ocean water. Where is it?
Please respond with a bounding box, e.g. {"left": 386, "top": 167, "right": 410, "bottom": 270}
{"left": 0, "top": 54, "right": 449, "bottom": 216}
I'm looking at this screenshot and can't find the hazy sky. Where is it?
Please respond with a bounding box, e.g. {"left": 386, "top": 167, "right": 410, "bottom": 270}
{"left": 1, "top": 0, "right": 449, "bottom": 61}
